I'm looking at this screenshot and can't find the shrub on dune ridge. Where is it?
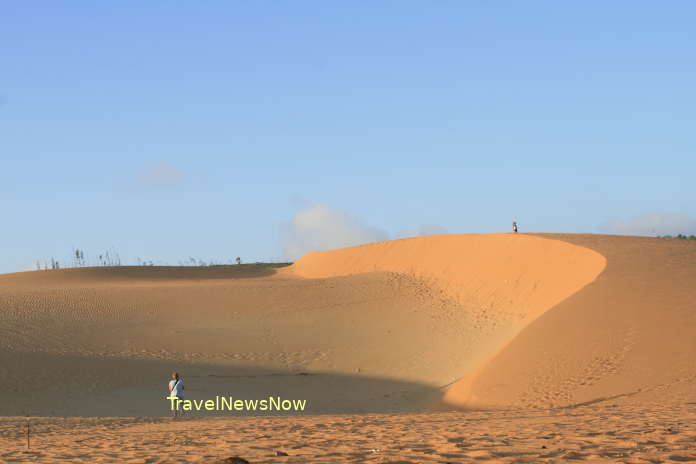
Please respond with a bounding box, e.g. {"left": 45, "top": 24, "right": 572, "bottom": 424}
{"left": 35, "top": 247, "right": 291, "bottom": 270}
{"left": 659, "top": 234, "right": 696, "bottom": 240}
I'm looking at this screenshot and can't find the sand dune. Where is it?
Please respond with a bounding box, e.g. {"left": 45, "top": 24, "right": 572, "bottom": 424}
{"left": 2, "top": 233, "right": 696, "bottom": 418}
{"left": 291, "top": 234, "right": 606, "bottom": 324}
{"left": 444, "top": 234, "right": 696, "bottom": 409}
{"left": 0, "top": 268, "right": 450, "bottom": 416}
{"left": 291, "top": 233, "right": 696, "bottom": 411}
{"left": 2, "top": 233, "right": 696, "bottom": 461}
{"left": 292, "top": 233, "right": 608, "bottom": 408}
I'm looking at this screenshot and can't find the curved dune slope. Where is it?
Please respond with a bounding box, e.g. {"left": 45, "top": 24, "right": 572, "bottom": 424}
{"left": 444, "top": 234, "right": 696, "bottom": 409}
{"left": 292, "top": 234, "right": 606, "bottom": 325}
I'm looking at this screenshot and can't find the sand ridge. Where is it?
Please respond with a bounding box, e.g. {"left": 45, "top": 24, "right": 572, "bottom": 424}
{"left": 290, "top": 233, "right": 606, "bottom": 324}
{"left": 291, "top": 234, "right": 609, "bottom": 410}
{"left": 446, "top": 234, "right": 696, "bottom": 410}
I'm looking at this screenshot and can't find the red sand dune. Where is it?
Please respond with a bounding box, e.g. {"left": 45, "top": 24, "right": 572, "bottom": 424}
{"left": 445, "top": 233, "right": 696, "bottom": 409}
{"left": 291, "top": 233, "right": 696, "bottom": 409}
{"left": 2, "top": 233, "right": 696, "bottom": 462}
{"left": 292, "top": 234, "right": 606, "bottom": 326}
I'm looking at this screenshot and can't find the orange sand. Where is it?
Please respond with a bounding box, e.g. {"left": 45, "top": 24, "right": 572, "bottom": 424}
{"left": 2, "top": 233, "right": 696, "bottom": 462}
{"left": 2, "top": 404, "right": 695, "bottom": 463}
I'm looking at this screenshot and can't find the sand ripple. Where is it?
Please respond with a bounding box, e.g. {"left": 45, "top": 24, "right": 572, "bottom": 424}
{"left": 1, "top": 404, "right": 694, "bottom": 463}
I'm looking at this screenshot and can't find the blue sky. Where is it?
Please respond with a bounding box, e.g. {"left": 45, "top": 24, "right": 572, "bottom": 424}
{"left": 2, "top": 2, "right": 695, "bottom": 272}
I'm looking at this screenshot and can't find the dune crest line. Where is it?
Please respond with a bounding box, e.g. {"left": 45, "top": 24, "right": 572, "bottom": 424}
{"left": 291, "top": 234, "right": 606, "bottom": 324}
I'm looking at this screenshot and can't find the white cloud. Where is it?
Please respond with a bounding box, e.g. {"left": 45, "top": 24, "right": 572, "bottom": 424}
{"left": 139, "top": 163, "right": 184, "bottom": 188}
{"left": 398, "top": 224, "right": 448, "bottom": 238}
{"left": 600, "top": 212, "right": 696, "bottom": 236}
{"left": 283, "top": 204, "right": 388, "bottom": 260}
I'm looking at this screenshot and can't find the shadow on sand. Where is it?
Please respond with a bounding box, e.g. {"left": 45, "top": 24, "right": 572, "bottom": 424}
{"left": 1, "top": 350, "right": 443, "bottom": 417}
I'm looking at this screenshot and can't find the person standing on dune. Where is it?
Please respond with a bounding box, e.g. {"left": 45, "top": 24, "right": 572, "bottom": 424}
{"left": 512, "top": 221, "right": 518, "bottom": 233}
{"left": 168, "top": 372, "right": 185, "bottom": 418}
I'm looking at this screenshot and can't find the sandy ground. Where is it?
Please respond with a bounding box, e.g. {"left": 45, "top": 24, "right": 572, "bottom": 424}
{"left": 1, "top": 233, "right": 696, "bottom": 462}
{"left": 0, "top": 268, "right": 480, "bottom": 416}
{"left": 2, "top": 404, "right": 695, "bottom": 463}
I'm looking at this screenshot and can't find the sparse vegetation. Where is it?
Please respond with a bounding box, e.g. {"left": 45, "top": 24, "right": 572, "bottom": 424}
{"left": 659, "top": 234, "right": 696, "bottom": 240}
{"left": 97, "top": 247, "right": 122, "bottom": 266}
{"left": 35, "top": 247, "right": 291, "bottom": 270}
{"left": 35, "top": 259, "right": 60, "bottom": 271}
